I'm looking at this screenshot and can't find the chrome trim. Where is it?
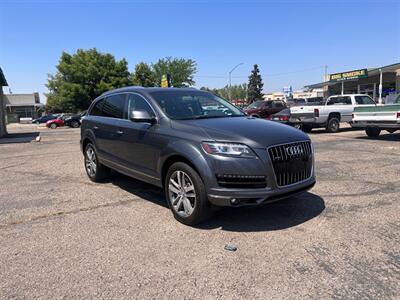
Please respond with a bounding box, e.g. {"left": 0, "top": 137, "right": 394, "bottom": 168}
{"left": 267, "top": 140, "right": 314, "bottom": 188}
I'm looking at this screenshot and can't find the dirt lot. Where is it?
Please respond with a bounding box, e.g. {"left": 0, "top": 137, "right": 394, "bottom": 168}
{"left": 0, "top": 124, "right": 399, "bottom": 299}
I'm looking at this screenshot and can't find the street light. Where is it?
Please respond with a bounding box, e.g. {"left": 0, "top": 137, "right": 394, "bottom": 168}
{"left": 228, "top": 63, "right": 244, "bottom": 101}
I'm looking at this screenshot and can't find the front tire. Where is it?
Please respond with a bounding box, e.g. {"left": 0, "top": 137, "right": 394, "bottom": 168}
{"left": 366, "top": 127, "right": 381, "bottom": 137}
{"left": 50, "top": 123, "right": 57, "bottom": 129}
{"left": 326, "top": 117, "right": 340, "bottom": 133}
{"left": 165, "top": 162, "right": 212, "bottom": 226}
{"left": 84, "top": 143, "right": 110, "bottom": 182}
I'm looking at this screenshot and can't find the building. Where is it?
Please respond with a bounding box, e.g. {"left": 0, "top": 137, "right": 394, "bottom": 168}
{"left": 3, "top": 93, "right": 44, "bottom": 123}
{"left": 0, "top": 68, "right": 8, "bottom": 137}
{"left": 263, "top": 89, "right": 324, "bottom": 101}
{"left": 304, "top": 63, "right": 400, "bottom": 103}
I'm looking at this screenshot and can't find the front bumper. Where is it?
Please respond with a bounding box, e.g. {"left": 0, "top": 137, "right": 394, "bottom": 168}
{"left": 203, "top": 145, "right": 315, "bottom": 207}
{"left": 207, "top": 178, "right": 316, "bottom": 206}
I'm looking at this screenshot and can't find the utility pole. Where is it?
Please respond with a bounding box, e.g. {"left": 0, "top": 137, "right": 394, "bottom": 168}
{"left": 228, "top": 63, "right": 244, "bottom": 101}
{"left": 324, "top": 65, "right": 328, "bottom": 81}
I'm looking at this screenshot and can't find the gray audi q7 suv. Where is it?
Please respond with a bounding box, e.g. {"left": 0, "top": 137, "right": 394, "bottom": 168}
{"left": 81, "top": 87, "right": 315, "bottom": 225}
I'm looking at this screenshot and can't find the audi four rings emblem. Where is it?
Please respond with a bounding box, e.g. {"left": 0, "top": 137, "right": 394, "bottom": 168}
{"left": 285, "top": 145, "right": 303, "bottom": 156}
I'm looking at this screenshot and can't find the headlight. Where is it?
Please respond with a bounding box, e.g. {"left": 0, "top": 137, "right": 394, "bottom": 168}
{"left": 201, "top": 142, "right": 255, "bottom": 157}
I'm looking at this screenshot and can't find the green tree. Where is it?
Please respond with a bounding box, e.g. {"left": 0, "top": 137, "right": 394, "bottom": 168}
{"left": 46, "top": 48, "right": 130, "bottom": 112}
{"left": 152, "top": 57, "right": 197, "bottom": 87}
{"left": 132, "top": 62, "right": 155, "bottom": 87}
{"left": 200, "top": 83, "right": 247, "bottom": 101}
{"left": 247, "top": 64, "right": 264, "bottom": 102}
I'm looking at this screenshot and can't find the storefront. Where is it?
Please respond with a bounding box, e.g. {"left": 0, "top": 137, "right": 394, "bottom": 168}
{"left": 304, "top": 63, "right": 400, "bottom": 103}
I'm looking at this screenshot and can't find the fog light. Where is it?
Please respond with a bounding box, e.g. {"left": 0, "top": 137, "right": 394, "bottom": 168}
{"left": 230, "top": 198, "right": 240, "bottom": 205}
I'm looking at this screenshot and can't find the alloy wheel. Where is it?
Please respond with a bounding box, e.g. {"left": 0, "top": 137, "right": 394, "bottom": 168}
{"left": 168, "top": 170, "right": 196, "bottom": 217}
{"left": 85, "top": 147, "right": 97, "bottom": 177}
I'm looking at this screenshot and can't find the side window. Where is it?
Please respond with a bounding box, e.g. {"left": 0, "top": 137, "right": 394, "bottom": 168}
{"left": 90, "top": 98, "right": 105, "bottom": 116}
{"left": 126, "top": 94, "right": 156, "bottom": 119}
{"left": 327, "top": 96, "right": 351, "bottom": 105}
{"left": 355, "top": 96, "right": 375, "bottom": 105}
{"left": 102, "top": 94, "right": 126, "bottom": 119}
{"left": 274, "top": 101, "right": 284, "bottom": 108}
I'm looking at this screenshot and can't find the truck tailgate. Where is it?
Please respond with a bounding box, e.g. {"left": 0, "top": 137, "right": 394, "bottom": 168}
{"left": 353, "top": 105, "right": 400, "bottom": 122}
{"left": 290, "top": 106, "right": 315, "bottom": 120}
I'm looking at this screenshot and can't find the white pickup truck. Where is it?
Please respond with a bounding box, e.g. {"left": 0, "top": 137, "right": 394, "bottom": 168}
{"left": 290, "top": 94, "right": 376, "bottom": 133}
{"left": 352, "top": 94, "right": 400, "bottom": 137}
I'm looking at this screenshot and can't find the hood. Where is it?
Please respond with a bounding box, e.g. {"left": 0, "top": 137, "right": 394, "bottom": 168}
{"left": 173, "top": 116, "right": 309, "bottom": 149}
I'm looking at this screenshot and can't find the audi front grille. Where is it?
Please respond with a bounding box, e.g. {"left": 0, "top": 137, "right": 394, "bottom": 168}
{"left": 268, "top": 141, "right": 313, "bottom": 187}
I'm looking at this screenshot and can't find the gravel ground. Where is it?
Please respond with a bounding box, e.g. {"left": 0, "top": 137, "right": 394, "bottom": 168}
{"left": 0, "top": 124, "right": 399, "bottom": 299}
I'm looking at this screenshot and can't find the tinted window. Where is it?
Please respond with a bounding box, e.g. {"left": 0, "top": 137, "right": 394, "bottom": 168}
{"left": 103, "top": 94, "right": 126, "bottom": 119}
{"left": 327, "top": 96, "right": 351, "bottom": 105}
{"left": 355, "top": 96, "right": 375, "bottom": 105}
{"left": 126, "top": 94, "right": 155, "bottom": 119}
{"left": 150, "top": 90, "right": 243, "bottom": 120}
{"left": 274, "top": 101, "right": 284, "bottom": 108}
{"left": 90, "top": 98, "right": 105, "bottom": 116}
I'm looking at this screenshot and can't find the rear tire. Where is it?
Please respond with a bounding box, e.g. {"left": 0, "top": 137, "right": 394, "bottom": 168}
{"left": 165, "top": 162, "right": 213, "bottom": 226}
{"left": 71, "top": 121, "right": 80, "bottom": 128}
{"left": 84, "top": 143, "right": 110, "bottom": 182}
{"left": 366, "top": 127, "right": 381, "bottom": 137}
{"left": 326, "top": 117, "right": 340, "bottom": 133}
{"left": 301, "top": 125, "right": 313, "bottom": 133}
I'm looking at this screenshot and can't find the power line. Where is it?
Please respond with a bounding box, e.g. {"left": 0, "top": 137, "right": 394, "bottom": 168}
{"left": 194, "top": 66, "right": 325, "bottom": 79}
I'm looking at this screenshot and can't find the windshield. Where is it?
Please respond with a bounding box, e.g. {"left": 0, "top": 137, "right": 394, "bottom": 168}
{"left": 149, "top": 90, "right": 245, "bottom": 120}
{"left": 246, "top": 101, "right": 263, "bottom": 109}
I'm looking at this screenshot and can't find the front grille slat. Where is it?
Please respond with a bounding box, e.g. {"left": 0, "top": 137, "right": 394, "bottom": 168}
{"left": 268, "top": 141, "right": 313, "bottom": 187}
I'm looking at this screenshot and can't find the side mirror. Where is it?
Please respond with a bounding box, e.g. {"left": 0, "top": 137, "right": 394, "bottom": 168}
{"left": 130, "top": 110, "right": 156, "bottom": 124}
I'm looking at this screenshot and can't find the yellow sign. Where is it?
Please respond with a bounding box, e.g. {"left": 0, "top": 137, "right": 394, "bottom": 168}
{"left": 161, "top": 74, "right": 170, "bottom": 88}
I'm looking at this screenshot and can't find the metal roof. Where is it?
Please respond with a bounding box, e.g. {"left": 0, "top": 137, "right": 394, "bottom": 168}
{"left": 305, "top": 62, "right": 400, "bottom": 90}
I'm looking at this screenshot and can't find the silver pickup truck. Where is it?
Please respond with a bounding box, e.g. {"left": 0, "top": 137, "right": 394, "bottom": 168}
{"left": 290, "top": 94, "right": 376, "bottom": 133}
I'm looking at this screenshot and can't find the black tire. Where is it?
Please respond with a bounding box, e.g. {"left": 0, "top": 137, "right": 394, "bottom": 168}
{"left": 301, "top": 124, "right": 313, "bottom": 133}
{"left": 326, "top": 117, "right": 340, "bottom": 133}
{"left": 366, "top": 127, "right": 381, "bottom": 138}
{"left": 165, "top": 162, "right": 213, "bottom": 226}
{"left": 36, "top": 121, "right": 40, "bottom": 125}
{"left": 50, "top": 123, "right": 57, "bottom": 129}
{"left": 71, "top": 121, "right": 80, "bottom": 128}
{"left": 84, "top": 143, "right": 110, "bottom": 182}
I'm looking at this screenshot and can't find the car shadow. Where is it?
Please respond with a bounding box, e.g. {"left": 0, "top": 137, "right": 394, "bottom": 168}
{"left": 355, "top": 132, "right": 400, "bottom": 141}
{"left": 308, "top": 127, "right": 362, "bottom": 134}
{"left": 0, "top": 132, "right": 40, "bottom": 144}
{"left": 109, "top": 172, "right": 325, "bottom": 232}
{"left": 197, "top": 192, "right": 325, "bottom": 232}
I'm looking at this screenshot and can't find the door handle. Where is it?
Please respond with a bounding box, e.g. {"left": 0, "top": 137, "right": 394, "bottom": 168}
{"left": 93, "top": 126, "right": 99, "bottom": 130}
{"left": 116, "top": 130, "right": 123, "bottom": 135}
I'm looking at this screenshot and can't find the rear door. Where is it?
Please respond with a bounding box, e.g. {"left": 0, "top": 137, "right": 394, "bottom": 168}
{"left": 100, "top": 93, "right": 127, "bottom": 161}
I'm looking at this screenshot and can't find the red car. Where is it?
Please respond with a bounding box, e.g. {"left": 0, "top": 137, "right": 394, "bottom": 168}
{"left": 243, "top": 100, "right": 286, "bottom": 119}
{"left": 46, "top": 118, "right": 64, "bottom": 129}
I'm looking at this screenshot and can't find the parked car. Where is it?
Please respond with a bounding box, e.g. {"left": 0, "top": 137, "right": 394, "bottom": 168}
{"left": 243, "top": 100, "right": 286, "bottom": 118}
{"left": 352, "top": 94, "right": 400, "bottom": 137}
{"left": 64, "top": 114, "right": 82, "bottom": 128}
{"left": 81, "top": 87, "right": 315, "bottom": 225}
{"left": 268, "top": 108, "right": 299, "bottom": 128}
{"left": 46, "top": 117, "right": 64, "bottom": 129}
{"left": 32, "top": 114, "right": 57, "bottom": 124}
{"left": 290, "top": 94, "right": 376, "bottom": 133}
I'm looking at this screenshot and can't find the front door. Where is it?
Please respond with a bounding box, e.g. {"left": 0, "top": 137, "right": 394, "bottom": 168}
{"left": 116, "top": 93, "right": 164, "bottom": 177}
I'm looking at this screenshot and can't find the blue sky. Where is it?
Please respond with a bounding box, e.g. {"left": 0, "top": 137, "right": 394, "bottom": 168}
{"left": 0, "top": 0, "right": 399, "bottom": 102}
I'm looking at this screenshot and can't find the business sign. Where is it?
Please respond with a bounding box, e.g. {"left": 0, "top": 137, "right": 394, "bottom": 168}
{"left": 161, "top": 74, "right": 171, "bottom": 88}
{"left": 283, "top": 86, "right": 292, "bottom": 96}
{"left": 330, "top": 69, "right": 368, "bottom": 82}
